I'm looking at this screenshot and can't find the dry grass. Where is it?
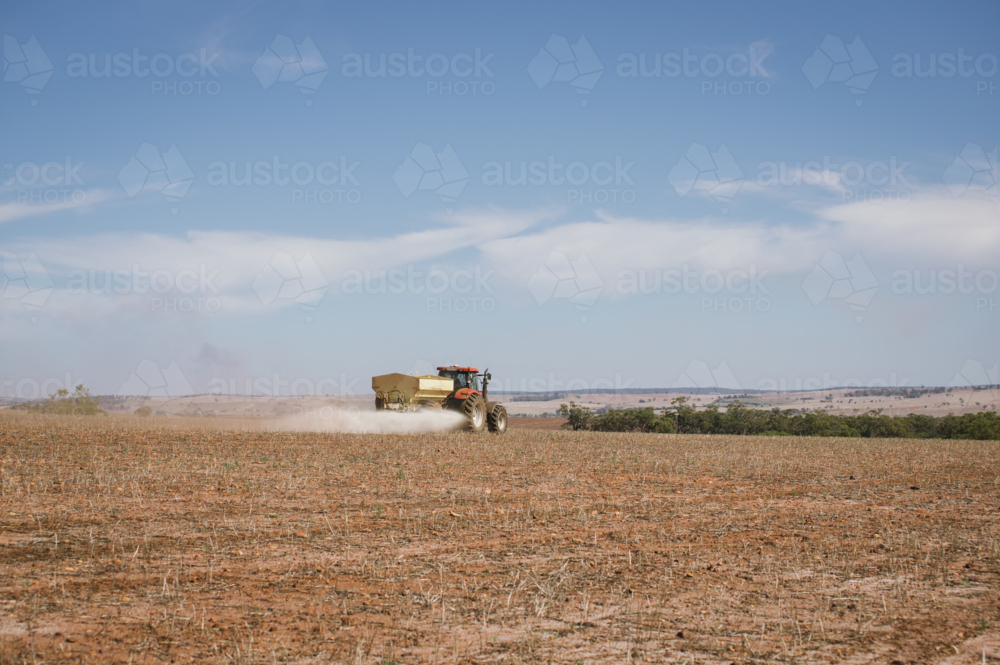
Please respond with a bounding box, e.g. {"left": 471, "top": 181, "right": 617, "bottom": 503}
{"left": 0, "top": 411, "right": 998, "bottom": 663}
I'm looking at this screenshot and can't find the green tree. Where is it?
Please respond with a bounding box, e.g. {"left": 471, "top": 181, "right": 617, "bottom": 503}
{"left": 13, "top": 384, "right": 104, "bottom": 415}
{"left": 559, "top": 402, "right": 593, "bottom": 430}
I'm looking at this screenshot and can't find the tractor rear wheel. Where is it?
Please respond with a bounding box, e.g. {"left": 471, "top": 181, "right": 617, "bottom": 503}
{"left": 462, "top": 394, "right": 486, "bottom": 432}
{"left": 487, "top": 404, "right": 508, "bottom": 434}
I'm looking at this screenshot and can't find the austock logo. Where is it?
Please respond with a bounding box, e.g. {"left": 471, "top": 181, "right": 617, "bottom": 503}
{"left": 948, "top": 359, "right": 998, "bottom": 389}
{"left": 253, "top": 251, "right": 330, "bottom": 323}
{"left": 672, "top": 360, "right": 741, "bottom": 391}
{"left": 892, "top": 49, "right": 998, "bottom": 95}
{"left": 668, "top": 143, "right": 743, "bottom": 212}
{"left": 65, "top": 46, "right": 221, "bottom": 96}
{"left": 481, "top": 155, "right": 636, "bottom": 204}
{"left": 947, "top": 360, "right": 999, "bottom": 413}
{"left": 755, "top": 156, "right": 911, "bottom": 203}
{"left": 756, "top": 373, "right": 911, "bottom": 392}
{"left": 2, "top": 251, "right": 53, "bottom": 322}
{"left": 205, "top": 156, "right": 362, "bottom": 205}
{"left": 340, "top": 47, "right": 495, "bottom": 96}
{"left": 802, "top": 35, "right": 878, "bottom": 105}
{"left": 339, "top": 264, "right": 495, "bottom": 313}
{"left": 118, "top": 143, "right": 195, "bottom": 213}
{"left": 2, "top": 373, "right": 81, "bottom": 400}
{"left": 617, "top": 265, "right": 771, "bottom": 314}
{"left": 118, "top": 359, "right": 193, "bottom": 397}
{"left": 4, "top": 157, "right": 87, "bottom": 205}
{"left": 393, "top": 143, "right": 469, "bottom": 205}
{"left": 527, "top": 251, "right": 603, "bottom": 322}
{"left": 802, "top": 251, "right": 878, "bottom": 323}
{"left": 615, "top": 44, "right": 772, "bottom": 97}
{"left": 253, "top": 35, "right": 329, "bottom": 105}
{"left": 207, "top": 372, "right": 360, "bottom": 398}
{"left": 528, "top": 35, "right": 603, "bottom": 104}
{"left": 943, "top": 143, "right": 998, "bottom": 201}
{"left": 65, "top": 264, "right": 222, "bottom": 313}
{"left": 3, "top": 35, "right": 54, "bottom": 104}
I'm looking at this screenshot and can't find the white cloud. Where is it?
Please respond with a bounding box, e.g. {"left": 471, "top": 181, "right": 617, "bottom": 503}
{"left": 477, "top": 185, "right": 999, "bottom": 302}
{"left": 0, "top": 189, "right": 116, "bottom": 225}
{"left": 816, "top": 187, "right": 1000, "bottom": 266}
{"left": 740, "top": 168, "right": 851, "bottom": 198}
{"left": 3, "top": 185, "right": 997, "bottom": 323}
{"left": 0, "top": 207, "right": 553, "bottom": 318}
{"left": 479, "top": 211, "right": 825, "bottom": 299}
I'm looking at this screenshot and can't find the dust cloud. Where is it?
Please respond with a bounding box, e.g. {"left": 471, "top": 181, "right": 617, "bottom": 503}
{"left": 271, "top": 404, "right": 466, "bottom": 434}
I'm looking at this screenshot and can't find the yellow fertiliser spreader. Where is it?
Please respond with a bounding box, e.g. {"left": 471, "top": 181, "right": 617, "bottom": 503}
{"left": 371, "top": 365, "right": 507, "bottom": 433}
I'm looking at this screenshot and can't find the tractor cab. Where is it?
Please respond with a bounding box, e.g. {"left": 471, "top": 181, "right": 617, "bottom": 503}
{"left": 437, "top": 366, "right": 480, "bottom": 393}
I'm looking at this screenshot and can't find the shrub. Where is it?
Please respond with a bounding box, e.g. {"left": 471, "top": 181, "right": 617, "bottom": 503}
{"left": 12, "top": 385, "right": 104, "bottom": 416}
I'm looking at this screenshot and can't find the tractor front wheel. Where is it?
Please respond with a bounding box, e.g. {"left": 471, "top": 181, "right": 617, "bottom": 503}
{"left": 462, "top": 394, "right": 486, "bottom": 432}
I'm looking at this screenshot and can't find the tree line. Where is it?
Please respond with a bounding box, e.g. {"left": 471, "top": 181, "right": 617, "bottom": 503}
{"left": 559, "top": 398, "right": 1000, "bottom": 440}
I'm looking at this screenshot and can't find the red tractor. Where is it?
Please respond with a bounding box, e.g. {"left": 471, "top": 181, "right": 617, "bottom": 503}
{"left": 435, "top": 366, "right": 507, "bottom": 433}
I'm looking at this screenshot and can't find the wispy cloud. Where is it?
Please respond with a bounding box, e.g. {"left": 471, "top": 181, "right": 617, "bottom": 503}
{"left": 0, "top": 189, "right": 117, "bottom": 225}
{"left": 1, "top": 206, "right": 554, "bottom": 317}
{"left": 5, "top": 186, "right": 996, "bottom": 320}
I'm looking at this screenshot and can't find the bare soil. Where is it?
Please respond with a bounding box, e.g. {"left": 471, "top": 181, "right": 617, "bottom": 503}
{"left": 507, "top": 417, "right": 567, "bottom": 430}
{"left": 1, "top": 412, "right": 998, "bottom": 663}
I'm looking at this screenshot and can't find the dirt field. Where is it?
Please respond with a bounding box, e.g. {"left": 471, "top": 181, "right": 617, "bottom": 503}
{"left": 1, "top": 413, "right": 998, "bottom": 664}
{"left": 507, "top": 417, "right": 568, "bottom": 430}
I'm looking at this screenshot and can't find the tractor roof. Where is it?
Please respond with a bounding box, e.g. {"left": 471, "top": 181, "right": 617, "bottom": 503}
{"left": 437, "top": 366, "right": 479, "bottom": 373}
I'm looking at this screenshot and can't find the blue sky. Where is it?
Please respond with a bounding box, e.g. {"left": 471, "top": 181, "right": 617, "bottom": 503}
{"left": 1, "top": 0, "right": 998, "bottom": 398}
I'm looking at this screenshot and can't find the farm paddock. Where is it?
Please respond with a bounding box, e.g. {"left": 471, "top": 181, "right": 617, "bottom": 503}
{"left": 0, "top": 413, "right": 997, "bottom": 663}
